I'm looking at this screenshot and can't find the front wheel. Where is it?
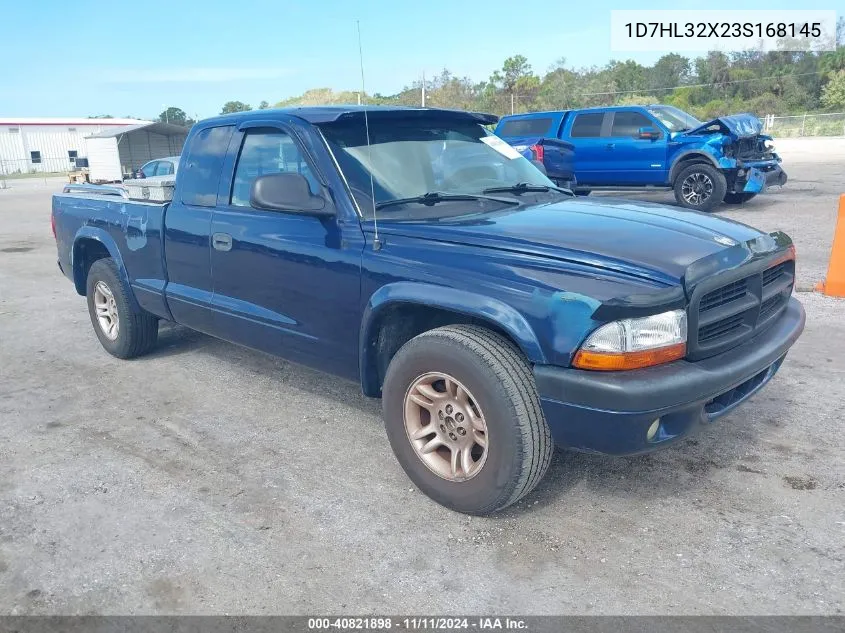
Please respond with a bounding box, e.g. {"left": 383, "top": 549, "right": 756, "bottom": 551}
{"left": 673, "top": 163, "right": 727, "bottom": 212}
{"left": 382, "top": 325, "right": 553, "bottom": 514}
{"left": 723, "top": 192, "right": 757, "bottom": 204}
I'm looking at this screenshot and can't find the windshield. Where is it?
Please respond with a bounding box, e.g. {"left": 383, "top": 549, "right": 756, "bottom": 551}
{"left": 318, "top": 117, "right": 555, "bottom": 219}
{"left": 646, "top": 105, "right": 702, "bottom": 133}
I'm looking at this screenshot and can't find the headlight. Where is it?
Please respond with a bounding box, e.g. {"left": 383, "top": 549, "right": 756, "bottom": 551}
{"left": 573, "top": 309, "right": 687, "bottom": 371}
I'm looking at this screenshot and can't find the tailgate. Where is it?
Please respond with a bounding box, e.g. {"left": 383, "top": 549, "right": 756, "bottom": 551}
{"left": 499, "top": 135, "right": 575, "bottom": 180}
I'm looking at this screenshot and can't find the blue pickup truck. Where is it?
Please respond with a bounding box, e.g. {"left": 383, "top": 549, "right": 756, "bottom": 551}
{"left": 496, "top": 105, "right": 787, "bottom": 211}
{"left": 52, "top": 106, "right": 804, "bottom": 514}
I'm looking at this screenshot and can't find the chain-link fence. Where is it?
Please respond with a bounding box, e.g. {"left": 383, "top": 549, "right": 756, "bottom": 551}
{"left": 763, "top": 113, "right": 845, "bottom": 137}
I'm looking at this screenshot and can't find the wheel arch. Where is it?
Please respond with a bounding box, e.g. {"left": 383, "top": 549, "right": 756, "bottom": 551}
{"left": 72, "top": 227, "right": 140, "bottom": 311}
{"left": 359, "top": 282, "right": 545, "bottom": 397}
{"left": 669, "top": 151, "right": 722, "bottom": 183}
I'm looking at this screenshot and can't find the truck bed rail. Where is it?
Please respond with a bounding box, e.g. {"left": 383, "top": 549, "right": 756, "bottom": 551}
{"left": 62, "top": 183, "right": 129, "bottom": 199}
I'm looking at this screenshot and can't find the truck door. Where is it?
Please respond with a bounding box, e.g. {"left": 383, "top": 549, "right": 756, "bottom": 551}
{"left": 604, "top": 110, "right": 668, "bottom": 185}
{"left": 566, "top": 112, "right": 612, "bottom": 185}
{"left": 163, "top": 124, "right": 234, "bottom": 333}
{"left": 207, "top": 121, "right": 364, "bottom": 380}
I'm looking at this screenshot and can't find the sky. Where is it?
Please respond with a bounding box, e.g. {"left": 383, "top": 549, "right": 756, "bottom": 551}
{"left": 0, "top": 0, "right": 838, "bottom": 120}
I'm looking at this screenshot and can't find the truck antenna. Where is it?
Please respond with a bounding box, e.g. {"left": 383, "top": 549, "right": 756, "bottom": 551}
{"left": 357, "top": 20, "right": 381, "bottom": 251}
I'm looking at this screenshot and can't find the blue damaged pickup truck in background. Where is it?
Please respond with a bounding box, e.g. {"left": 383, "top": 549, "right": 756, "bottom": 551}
{"left": 496, "top": 105, "right": 787, "bottom": 211}
{"left": 52, "top": 106, "right": 804, "bottom": 514}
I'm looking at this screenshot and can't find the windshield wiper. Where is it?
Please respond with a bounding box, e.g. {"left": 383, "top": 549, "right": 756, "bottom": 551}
{"left": 483, "top": 182, "right": 573, "bottom": 196}
{"left": 374, "top": 191, "right": 519, "bottom": 210}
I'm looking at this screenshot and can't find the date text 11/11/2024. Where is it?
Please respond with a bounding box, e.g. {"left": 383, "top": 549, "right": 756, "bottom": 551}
{"left": 307, "top": 617, "right": 529, "bottom": 630}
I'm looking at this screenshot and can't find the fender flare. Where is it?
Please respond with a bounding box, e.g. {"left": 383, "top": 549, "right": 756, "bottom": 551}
{"left": 359, "top": 282, "right": 546, "bottom": 396}
{"left": 669, "top": 150, "right": 722, "bottom": 183}
{"left": 72, "top": 226, "right": 140, "bottom": 310}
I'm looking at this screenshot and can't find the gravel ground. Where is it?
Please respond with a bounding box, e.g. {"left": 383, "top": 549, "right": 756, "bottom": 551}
{"left": 0, "top": 138, "right": 843, "bottom": 615}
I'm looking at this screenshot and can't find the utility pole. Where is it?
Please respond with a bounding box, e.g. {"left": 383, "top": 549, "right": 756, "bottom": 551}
{"left": 511, "top": 93, "right": 514, "bottom": 115}
{"left": 421, "top": 71, "right": 426, "bottom": 107}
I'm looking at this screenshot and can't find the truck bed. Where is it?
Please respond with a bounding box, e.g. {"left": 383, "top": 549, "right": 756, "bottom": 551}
{"left": 52, "top": 186, "right": 170, "bottom": 318}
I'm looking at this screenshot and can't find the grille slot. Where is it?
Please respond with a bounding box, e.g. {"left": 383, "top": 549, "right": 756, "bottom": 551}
{"left": 698, "top": 314, "right": 745, "bottom": 344}
{"left": 759, "top": 294, "right": 784, "bottom": 321}
{"left": 762, "top": 263, "right": 786, "bottom": 287}
{"left": 699, "top": 278, "right": 748, "bottom": 312}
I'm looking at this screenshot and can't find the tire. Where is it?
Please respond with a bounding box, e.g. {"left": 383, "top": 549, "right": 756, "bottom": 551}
{"left": 673, "top": 163, "right": 727, "bottom": 212}
{"left": 86, "top": 258, "right": 158, "bottom": 359}
{"left": 722, "top": 192, "right": 757, "bottom": 204}
{"left": 574, "top": 189, "right": 591, "bottom": 197}
{"left": 382, "top": 325, "right": 553, "bottom": 514}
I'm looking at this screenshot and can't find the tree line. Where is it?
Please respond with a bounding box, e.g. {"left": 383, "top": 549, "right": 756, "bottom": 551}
{"left": 94, "top": 24, "right": 845, "bottom": 127}
{"left": 265, "top": 46, "right": 845, "bottom": 121}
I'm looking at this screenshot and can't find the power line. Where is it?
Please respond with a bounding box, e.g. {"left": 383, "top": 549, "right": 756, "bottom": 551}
{"left": 578, "top": 70, "right": 825, "bottom": 97}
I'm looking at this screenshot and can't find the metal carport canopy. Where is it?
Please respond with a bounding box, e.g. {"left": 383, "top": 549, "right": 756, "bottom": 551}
{"left": 86, "top": 121, "right": 190, "bottom": 175}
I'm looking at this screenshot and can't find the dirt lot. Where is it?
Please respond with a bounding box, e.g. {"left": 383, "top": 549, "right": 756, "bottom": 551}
{"left": 1, "top": 138, "right": 843, "bottom": 615}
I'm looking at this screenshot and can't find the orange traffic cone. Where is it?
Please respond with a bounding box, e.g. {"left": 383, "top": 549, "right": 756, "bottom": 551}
{"left": 815, "top": 193, "right": 845, "bottom": 297}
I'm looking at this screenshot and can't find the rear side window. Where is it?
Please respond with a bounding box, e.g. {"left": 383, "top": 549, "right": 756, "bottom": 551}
{"left": 570, "top": 113, "right": 604, "bottom": 138}
{"left": 610, "top": 111, "right": 655, "bottom": 137}
{"left": 180, "top": 125, "right": 235, "bottom": 207}
{"left": 497, "top": 117, "right": 554, "bottom": 137}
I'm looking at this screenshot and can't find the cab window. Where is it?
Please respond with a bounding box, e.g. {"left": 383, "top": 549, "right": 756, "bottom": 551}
{"left": 180, "top": 125, "right": 235, "bottom": 207}
{"left": 610, "top": 111, "right": 656, "bottom": 138}
{"left": 230, "top": 129, "right": 319, "bottom": 207}
{"left": 570, "top": 113, "right": 604, "bottom": 138}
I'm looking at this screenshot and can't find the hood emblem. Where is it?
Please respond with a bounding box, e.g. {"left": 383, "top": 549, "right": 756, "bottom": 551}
{"left": 714, "top": 235, "right": 738, "bottom": 247}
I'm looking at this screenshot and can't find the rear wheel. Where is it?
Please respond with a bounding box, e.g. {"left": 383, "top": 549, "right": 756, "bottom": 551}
{"left": 723, "top": 192, "right": 757, "bottom": 204}
{"left": 673, "top": 163, "right": 726, "bottom": 212}
{"left": 382, "top": 325, "right": 553, "bottom": 514}
{"left": 86, "top": 258, "right": 158, "bottom": 359}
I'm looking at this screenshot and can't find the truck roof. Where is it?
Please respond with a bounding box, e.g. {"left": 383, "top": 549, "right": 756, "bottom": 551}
{"left": 200, "top": 106, "right": 498, "bottom": 127}
{"left": 500, "top": 105, "right": 662, "bottom": 121}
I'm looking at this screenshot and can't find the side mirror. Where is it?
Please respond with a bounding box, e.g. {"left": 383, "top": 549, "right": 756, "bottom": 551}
{"left": 638, "top": 126, "right": 661, "bottom": 141}
{"left": 250, "top": 173, "right": 332, "bottom": 216}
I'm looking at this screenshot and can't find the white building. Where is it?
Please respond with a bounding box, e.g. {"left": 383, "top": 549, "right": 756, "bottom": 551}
{"left": 0, "top": 117, "right": 151, "bottom": 175}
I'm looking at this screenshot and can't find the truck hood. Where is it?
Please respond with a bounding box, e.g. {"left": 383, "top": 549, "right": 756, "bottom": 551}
{"left": 685, "top": 113, "right": 763, "bottom": 139}
{"left": 375, "top": 197, "right": 766, "bottom": 285}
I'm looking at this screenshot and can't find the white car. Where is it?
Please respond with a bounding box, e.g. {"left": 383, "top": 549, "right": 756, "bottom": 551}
{"left": 133, "top": 156, "right": 180, "bottom": 180}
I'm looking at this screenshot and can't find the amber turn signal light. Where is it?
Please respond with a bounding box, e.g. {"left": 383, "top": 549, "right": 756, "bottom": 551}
{"left": 573, "top": 342, "right": 686, "bottom": 371}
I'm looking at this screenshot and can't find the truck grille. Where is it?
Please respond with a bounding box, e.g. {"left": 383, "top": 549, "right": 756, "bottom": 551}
{"left": 699, "top": 278, "right": 748, "bottom": 312}
{"left": 689, "top": 259, "right": 794, "bottom": 360}
{"left": 735, "top": 137, "right": 765, "bottom": 160}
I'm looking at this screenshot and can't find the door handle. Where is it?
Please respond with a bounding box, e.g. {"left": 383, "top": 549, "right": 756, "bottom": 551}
{"left": 212, "top": 232, "right": 232, "bottom": 252}
{"left": 605, "top": 143, "right": 615, "bottom": 150}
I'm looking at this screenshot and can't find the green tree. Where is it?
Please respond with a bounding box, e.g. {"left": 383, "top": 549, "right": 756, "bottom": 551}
{"left": 648, "top": 53, "right": 690, "bottom": 93}
{"left": 499, "top": 55, "right": 533, "bottom": 93}
{"left": 157, "top": 107, "right": 192, "bottom": 126}
{"left": 606, "top": 59, "right": 647, "bottom": 94}
{"left": 220, "top": 101, "right": 252, "bottom": 114}
{"left": 258, "top": 100, "right": 270, "bottom": 110}
{"left": 821, "top": 70, "right": 845, "bottom": 109}
{"left": 820, "top": 48, "right": 845, "bottom": 74}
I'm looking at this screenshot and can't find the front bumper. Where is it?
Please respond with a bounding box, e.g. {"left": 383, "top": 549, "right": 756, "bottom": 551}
{"left": 737, "top": 163, "right": 787, "bottom": 193}
{"left": 533, "top": 297, "right": 805, "bottom": 455}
